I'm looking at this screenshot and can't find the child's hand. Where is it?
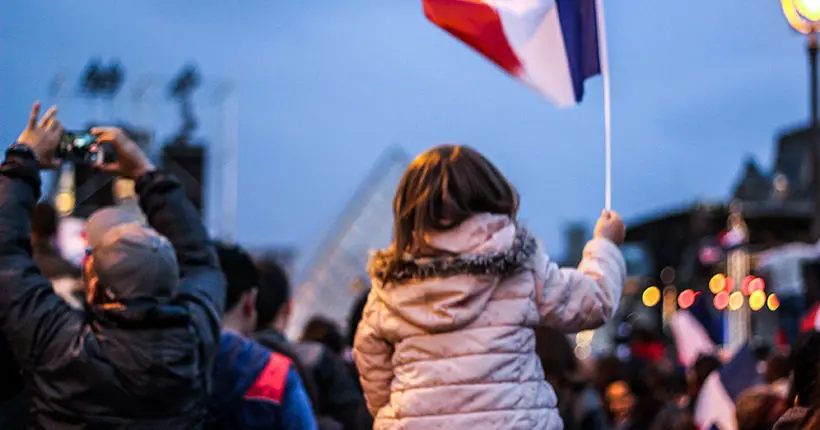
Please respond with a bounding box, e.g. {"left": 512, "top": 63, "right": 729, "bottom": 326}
{"left": 593, "top": 210, "right": 625, "bottom": 245}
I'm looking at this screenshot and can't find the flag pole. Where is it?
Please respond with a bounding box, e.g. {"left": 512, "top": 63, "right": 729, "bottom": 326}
{"left": 596, "top": 0, "right": 612, "bottom": 210}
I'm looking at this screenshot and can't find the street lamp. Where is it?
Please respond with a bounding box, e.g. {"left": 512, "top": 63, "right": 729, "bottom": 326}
{"left": 782, "top": 0, "right": 820, "bottom": 238}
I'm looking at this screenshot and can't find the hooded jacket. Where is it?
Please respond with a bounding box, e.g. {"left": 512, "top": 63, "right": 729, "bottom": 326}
{"left": 0, "top": 150, "right": 225, "bottom": 429}
{"left": 353, "top": 214, "right": 626, "bottom": 430}
{"left": 208, "top": 331, "right": 317, "bottom": 430}
{"left": 255, "top": 329, "right": 370, "bottom": 430}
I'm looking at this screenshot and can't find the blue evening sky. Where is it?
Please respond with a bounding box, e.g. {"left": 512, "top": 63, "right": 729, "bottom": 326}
{"left": 0, "top": 1, "right": 811, "bottom": 258}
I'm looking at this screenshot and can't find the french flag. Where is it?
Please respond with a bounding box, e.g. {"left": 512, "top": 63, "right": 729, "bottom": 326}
{"left": 694, "top": 344, "right": 762, "bottom": 430}
{"left": 423, "top": 0, "right": 604, "bottom": 107}
{"left": 669, "top": 311, "right": 716, "bottom": 368}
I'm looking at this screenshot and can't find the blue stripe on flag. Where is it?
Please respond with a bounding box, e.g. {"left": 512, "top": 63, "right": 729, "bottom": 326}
{"left": 719, "top": 344, "right": 762, "bottom": 401}
{"left": 555, "top": 0, "right": 601, "bottom": 102}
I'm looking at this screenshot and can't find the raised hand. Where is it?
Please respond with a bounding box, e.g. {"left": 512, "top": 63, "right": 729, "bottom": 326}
{"left": 593, "top": 210, "right": 626, "bottom": 245}
{"left": 16, "top": 102, "right": 63, "bottom": 169}
{"left": 91, "top": 127, "right": 156, "bottom": 179}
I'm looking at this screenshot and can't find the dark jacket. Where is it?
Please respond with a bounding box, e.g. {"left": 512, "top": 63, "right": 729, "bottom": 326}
{"left": 256, "top": 329, "right": 370, "bottom": 430}
{"left": 208, "top": 331, "right": 317, "bottom": 430}
{"left": 556, "top": 385, "right": 608, "bottom": 430}
{"left": 773, "top": 407, "right": 814, "bottom": 430}
{"left": 32, "top": 239, "right": 81, "bottom": 280}
{"left": 0, "top": 150, "right": 225, "bottom": 429}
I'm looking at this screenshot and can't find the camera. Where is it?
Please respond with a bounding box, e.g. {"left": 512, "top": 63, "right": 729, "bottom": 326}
{"left": 58, "top": 131, "right": 100, "bottom": 164}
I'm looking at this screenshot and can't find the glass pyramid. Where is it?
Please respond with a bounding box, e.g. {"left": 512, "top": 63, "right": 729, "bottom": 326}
{"left": 286, "top": 147, "right": 409, "bottom": 340}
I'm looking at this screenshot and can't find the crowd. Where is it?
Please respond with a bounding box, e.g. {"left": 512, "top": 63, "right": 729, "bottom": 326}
{"left": 0, "top": 101, "right": 819, "bottom": 430}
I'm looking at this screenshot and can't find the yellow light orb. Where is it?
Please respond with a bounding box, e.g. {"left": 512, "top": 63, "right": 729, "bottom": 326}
{"left": 768, "top": 294, "right": 781, "bottom": 311}
{"left": 783, "top": 0, "right": 820, "bottom": 33}
{"left": 709, "top": 274, "right": 726, "bottom": 294}
{"left": 796, "top": 0, "right": 820, "bottom": 21}
{"left": 576, "top": 330, "right": 594, "bottom": 345}
{"left": 728, "top": 291, "right": 744, "bottom": 311}
{"left": 749, "top": 290, "right": 766, "bottom": 311}
{"left": 642, "top": 286, "right": 661, "bottom": 307}
{"left": 55, "top": 192, "right": 75, "bottom": 215}
{"left": 574, "top": 345, "right": 591, "bottom": 361}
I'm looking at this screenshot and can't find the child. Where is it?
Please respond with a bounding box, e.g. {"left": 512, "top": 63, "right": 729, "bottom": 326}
{"left": 353, "top": 144, "right": 626, "bottom": 430}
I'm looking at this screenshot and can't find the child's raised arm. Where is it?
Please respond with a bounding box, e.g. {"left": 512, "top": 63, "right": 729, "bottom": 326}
{"left": 535, "top": 211, "right": 627, "bottom": 332}
{"left": 352, "top": 292, "right": 395, "bottom": 418}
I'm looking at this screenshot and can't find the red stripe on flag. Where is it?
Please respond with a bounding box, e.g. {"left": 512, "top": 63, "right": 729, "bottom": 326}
{"left": 423, "top": 0, "right": 523, "bottom": 76}
{"left": 244, "top": 352, "right": 292, "bottom": 405}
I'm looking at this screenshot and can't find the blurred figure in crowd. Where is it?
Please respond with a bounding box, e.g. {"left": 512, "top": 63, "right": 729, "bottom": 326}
{"left": 301, "top": 317, "right": 345, "bottom": 356}
{"left": 535, "top": 326, "right": 607, "bottom": 430}
{"left": 758, "top": 237, "right": 820, "bottom": 344}
{"left": 766, "top": 352, "right": 792, "bottom": 399}
{"left": 345, "top": 291, "right": 368, "bottom": 381}
{"left": 631, "top": 378, "right": 666, "bottom": 430}
{"left": 800, "top": 414, "right": 820, "bottom": 430}
{"left": 209, "top": 243, "right": 316, "bottom": 429}
{"left": 649, "top": 365, "right": 692, "bottom": 430}
{"left": 689, "top": 354, "right": 723, "bottom": 407}
{"left": 775, "top": 333, "right": 820, "bottom": 429}
{"left": 605, "top": 380, "right": 636, "bottom": 430}
{"left": 253, "top": 259, "right": 369, "bottom": 430}
{"left": 736, "top": 385, "right": 788, "bottom": 430}
{"left": 354, "top": 144, "right": 626, "bottom": 429}
{"left": 343, "top": 291, "right": 372, "bottom": 429}
{"left": 596, "top": 355, "right": 628, "bottom": 393}
{"left": 0, "top": 104, "right": 225, "bottom": 427}
{"left": 31, "top": 201, "right": 83, "bottom": 308}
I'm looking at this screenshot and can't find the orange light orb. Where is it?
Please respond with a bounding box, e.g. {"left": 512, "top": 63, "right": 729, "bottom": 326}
{"left": 725, "top": 277, "right": 735, "bottom": 292}
{"left": 642, "top": 286, "right": 661, "bottom": 307}
{"left": 714, "top": 291, "right": 730, "bottom": 311}
{"left": 709, "top": 274, "right": 726, "bottom": 294}
{"left": 768, "top": 294, "right": 781, "bottom": 311}
{"left": 729, "top": 291, "right": 744, "bottom": 311}
{"left": 678, "top": 289, "right": 696, "bottom": 309}
{"left": 749, "top": 278, "right": 765, "bottom": 294}
{"left": 741, "top": 276, "right": 756, "bottom": 296}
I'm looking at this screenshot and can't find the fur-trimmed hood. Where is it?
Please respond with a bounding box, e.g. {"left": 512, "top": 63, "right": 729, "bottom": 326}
{"left": 366, "top": 213, "right": 539, "bottom": 332}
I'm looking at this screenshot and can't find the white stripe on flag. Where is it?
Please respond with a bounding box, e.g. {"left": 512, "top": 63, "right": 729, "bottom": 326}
{"left": 694, "top": 372, "right": 737, "bottom": 430}
{"left": 494, "top": 0, "right": 577, "bottom": 106}
{"left": 669, "top": 311, "right": 716, "bottom": 368}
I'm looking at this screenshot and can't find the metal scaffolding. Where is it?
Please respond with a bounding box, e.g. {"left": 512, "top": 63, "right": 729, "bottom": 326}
{"left": 45, "top": 62, "right": 238, "bottom": 241}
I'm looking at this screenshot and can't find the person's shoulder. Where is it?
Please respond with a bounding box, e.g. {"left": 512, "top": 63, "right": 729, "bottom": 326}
{"left": 244, "top": 350, "right": 293, "bottom": 405}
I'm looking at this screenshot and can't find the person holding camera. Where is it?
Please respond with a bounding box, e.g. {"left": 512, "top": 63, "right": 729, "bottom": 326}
{"left": 0, "top": 102, "right": 225, "bottom": 428}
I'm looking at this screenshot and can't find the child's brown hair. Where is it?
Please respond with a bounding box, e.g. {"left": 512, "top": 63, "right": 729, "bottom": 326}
{"left": 388, "top": 144, "right": 518, "bottom": 273}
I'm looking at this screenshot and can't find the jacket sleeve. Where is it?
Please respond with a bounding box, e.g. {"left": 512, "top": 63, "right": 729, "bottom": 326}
{"left": 135, "top": 171, "right": 224, "bottom": 352}
{"left": 352, "top": 292, "right": 394, "bottom": 417}
{"left": 536, "top": 238, "right": 626, "bottom": 332}
{"left": 281, "top": 368, "right": 319, "bottom": 430}
{"left": 0, "top": 152, "right": 83, "bottom": 371}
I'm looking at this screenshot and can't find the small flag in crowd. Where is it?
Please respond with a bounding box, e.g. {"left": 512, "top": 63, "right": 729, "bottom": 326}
{"left": 423, "top": 0, "right": 603, "bottom": 107}
{"left": 694, "top": 344, "right": 762, "bottom": 430}
{"left": 669, "top": 311, "right": 716, "bottom": 368}
{"left": 801, "top": 302, "right": 820, "bottom": 332}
